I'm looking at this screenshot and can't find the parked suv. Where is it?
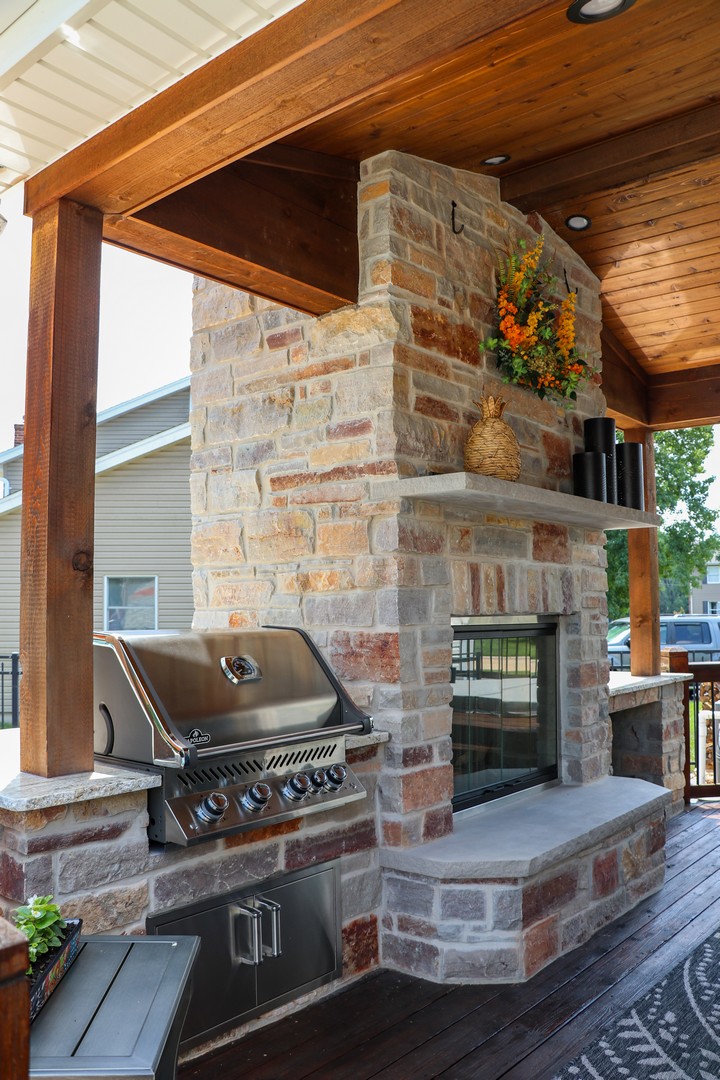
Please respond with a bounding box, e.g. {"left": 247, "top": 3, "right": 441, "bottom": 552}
{"left": 607, "top": 615, "right": 720, "bottom": 670}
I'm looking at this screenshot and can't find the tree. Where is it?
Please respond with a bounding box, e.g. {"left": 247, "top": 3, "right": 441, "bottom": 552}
{"left": 606, "top": 427, "right": 720, "bottom": 621}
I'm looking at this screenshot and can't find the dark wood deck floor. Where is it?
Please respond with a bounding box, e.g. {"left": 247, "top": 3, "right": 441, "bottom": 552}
{"left": 179, "top": 802, "right": 720, "bottom": 1080}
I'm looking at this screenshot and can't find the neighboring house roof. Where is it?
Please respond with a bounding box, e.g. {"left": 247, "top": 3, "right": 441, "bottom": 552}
{"left": 0, "top": 0, "right": 305, "bottom": 196}
{"left": 0, "top": 375, "right": 190, "bottom": 495}
{"left": 0, "top": 420, "right": 191, "bottom": 517}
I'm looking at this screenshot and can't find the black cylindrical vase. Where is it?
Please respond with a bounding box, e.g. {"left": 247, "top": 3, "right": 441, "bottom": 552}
{"left": 616, "top": 441, "right": 645, "bottom": 510}
{"left": 584, "top": 417, "right": 617, "bottom": 503}
{"left": 573, "top": 451, "right": 607, "bottom": 502}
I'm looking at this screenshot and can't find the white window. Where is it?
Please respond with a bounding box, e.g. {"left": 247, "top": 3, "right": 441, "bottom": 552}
{"left": 707, "top": 602, "right": 720, "bottom": 615}
{"left": 104, "top": 576, "right": 158, "bottom": 631}
{"left": 707, "top": 565, "right": 720, "bottom": 584}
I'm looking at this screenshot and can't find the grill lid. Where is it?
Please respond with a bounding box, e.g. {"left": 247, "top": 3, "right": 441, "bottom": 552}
{"left": 93, "top": 628, "right": 372, "bottom": 768}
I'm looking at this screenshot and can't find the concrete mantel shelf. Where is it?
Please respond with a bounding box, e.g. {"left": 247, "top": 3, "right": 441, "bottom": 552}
{"left": 370, "top": 472, "right": 661, "bottom": 531}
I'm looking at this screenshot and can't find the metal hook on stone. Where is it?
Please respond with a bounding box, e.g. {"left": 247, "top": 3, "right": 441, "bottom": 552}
{"left": 451, "top": 200, "right": 465, "bottom": 235}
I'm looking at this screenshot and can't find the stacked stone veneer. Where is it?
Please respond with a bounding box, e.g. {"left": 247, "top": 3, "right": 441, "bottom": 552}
{"left": 182, "top": 149, "right": 673, "bottom": 987}
{"left": 610, "top": 675, "right": 687, "bottom": 813}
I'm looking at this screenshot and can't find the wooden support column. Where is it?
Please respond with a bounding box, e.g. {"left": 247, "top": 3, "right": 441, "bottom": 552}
{"left": 625, "top": 427, "right": 661, "bottom": 676}
{"left": 20, "top": 198, "right": 102, "bottom": 777}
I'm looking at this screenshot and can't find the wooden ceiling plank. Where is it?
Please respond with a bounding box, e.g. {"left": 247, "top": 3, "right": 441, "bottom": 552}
{"left": 293, "top": 1, "right": 714, "bottom": 170}
{"left": 602, "top": 269, "right": 720, "bottom": 306}
{"left": 599, "top": 250, "right": 720, "bottom": 293}
{"left": 643, "top": 350, "right": 720, "bottom": 370}
{"left": 605, "top": 293, "right": 720, "bottom": 328}
{"left": 501, "top": 102, "right": 720, "bottom": 211}
{"left": 574, "top": 202, "right": 720, "bottom": 258}
{"left": 550, "top": 181, "right": 720, "bottom": 242}
{"left": 545, "top": 156, "right": 720, "bottom": 219}
{"left": 24, "top": 0, "right": 562, "bottom": 218}
{"left": 585, "top": 221, "right": 720, "bottom": 275}
{"left": 604, "top": 287, "right": 720, "bottom": 321}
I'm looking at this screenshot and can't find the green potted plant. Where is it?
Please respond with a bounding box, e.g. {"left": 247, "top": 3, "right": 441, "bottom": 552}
{"left": 13, "top": 894, "right": 82, "bottom": 1020}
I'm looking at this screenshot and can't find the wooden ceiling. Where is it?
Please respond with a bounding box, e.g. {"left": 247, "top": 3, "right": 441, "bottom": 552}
{"left": 23, "top": 0, "right": 720, "bottom": 430}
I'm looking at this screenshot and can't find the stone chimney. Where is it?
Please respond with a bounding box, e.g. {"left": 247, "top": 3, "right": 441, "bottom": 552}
{"left": 13, "top": 423, "right": 24, "bottom": 446}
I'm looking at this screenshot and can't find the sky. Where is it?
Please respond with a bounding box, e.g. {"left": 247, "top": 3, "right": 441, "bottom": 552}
{"left": 0, "top": 183, "right": 192, "bottom": 450}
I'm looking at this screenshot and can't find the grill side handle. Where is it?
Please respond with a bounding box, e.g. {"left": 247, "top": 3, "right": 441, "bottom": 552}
{"left": 94, "top": 633, "right": 198, "bottom": 768}
{"left": 263, "top": 625, "right": 373, "bottom": 735}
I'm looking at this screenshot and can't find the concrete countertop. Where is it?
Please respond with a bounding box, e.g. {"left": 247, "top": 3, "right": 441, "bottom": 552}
{"left": 0, "top": 728, "right": 160, "bottom": 812}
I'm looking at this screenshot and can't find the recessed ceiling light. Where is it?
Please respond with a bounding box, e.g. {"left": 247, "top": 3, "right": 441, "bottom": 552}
{"left": 481, "top": 154, "right": 511, "bottom": 166}
{"left": 567, "top": 0, "right": 636, "bottom": 23}
{"left": 565, "top": 214, "right": 592, "bottom": 231}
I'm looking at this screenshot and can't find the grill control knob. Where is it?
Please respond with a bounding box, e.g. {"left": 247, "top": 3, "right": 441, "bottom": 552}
{"left": 310, "top": 769, "right": 328, "bottom": 791}
{"left": 326, "top": 764, "right": 348, "bottom": 790}
{"left": 197, "top": 791, "right": 229, "bottom": 823}
{"left": 284, "top": 772, "right": 312, "bottom": 801}
{"left": 242, "top": 782, "right": 272, "bottom": 813}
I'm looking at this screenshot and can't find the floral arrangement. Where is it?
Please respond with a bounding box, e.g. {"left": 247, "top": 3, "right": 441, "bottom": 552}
{"left": 482, "top": 235, "right": 594, "bottom": 406}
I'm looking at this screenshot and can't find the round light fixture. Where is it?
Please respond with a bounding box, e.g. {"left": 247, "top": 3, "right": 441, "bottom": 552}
{"left": 481, "top": 154, "right": 511, "bottom": 166}
{"left": 567, "top": 0, "right": 636, "bottom": 23}
{"left": 565, "top": 214, "right": 592, "bottom": 231}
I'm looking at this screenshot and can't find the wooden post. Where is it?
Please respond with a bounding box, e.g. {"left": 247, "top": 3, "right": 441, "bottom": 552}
{"left": 0, "top": 917, "right": 29, "bottom": 1079}
{"left": 625, "top": 427, "right": 661, "bottom": 676}
{"left": 19, "top": 198, "right": 102, "bottom": 777}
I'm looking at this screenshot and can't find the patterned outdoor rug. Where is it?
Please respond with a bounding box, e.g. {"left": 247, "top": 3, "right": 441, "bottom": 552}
{"left": 552, "top": 928, "right": 720, "bottom": 1079}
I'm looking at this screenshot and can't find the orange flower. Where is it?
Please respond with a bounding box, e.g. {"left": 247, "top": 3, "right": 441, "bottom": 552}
{"left": 481, "top": 237, "right": 594, "bottom": 406}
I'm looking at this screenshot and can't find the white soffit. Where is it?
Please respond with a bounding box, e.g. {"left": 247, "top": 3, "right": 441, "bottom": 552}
{"left": 0, "top": 0, "right": 306, "bottom": 196}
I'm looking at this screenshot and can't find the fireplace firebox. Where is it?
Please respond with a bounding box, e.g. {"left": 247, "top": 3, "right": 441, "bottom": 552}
{"left": 451, "top": 616, "right": 559, "bottom": 811}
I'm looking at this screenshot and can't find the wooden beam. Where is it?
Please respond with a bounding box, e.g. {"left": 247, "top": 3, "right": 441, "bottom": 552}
{"left": 501, "top": 102, "right": 720, "bottom": 212}
{"left": 648, "top": 364, "right": 720, "bottom": 429}
{"left": 24, "top": 0, "right": 558, "bottom": 218}
{"left": 20, "top": 198, "right": 101, "bottom": 777}
{"left": 625, "top": 428, "right": 660, "bottom": 677}
{"left": 600, "top": 327, "right": 650, "bottom": 428}
{"left": 105, "top": 156, "right": 360, "bottom": 315}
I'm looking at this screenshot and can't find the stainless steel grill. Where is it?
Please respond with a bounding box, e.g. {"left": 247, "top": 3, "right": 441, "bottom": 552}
{"left": 93, "top": 627, "right": 372, "bottom": 845}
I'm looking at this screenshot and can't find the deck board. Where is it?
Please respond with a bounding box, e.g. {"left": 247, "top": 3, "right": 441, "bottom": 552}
{"left": 179, "top": 803, "right": 720, "bottom": 1080}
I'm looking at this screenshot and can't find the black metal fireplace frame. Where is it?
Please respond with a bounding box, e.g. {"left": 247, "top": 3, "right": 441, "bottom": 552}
{"left": 450, "top": 615, "right": 560, "bottom": 812}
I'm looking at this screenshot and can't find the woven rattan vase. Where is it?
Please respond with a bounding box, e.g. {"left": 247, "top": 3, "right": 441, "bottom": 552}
{"left": 464, "top": 394, "right": 521, "bottom": 481}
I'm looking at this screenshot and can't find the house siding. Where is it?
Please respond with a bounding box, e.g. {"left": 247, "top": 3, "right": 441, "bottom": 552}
{"left": 0, "top": 438, "right": 193, "bottom": 653}
{"left": 0, "top": 454, "right": 23, "bottom": 496}
{"left": 95, "top": 386, "right": 190, "bottom": 457}
{"left": 0, "top": 510, "right": 21, "bottom": 654}
{"left": 93, "top": 439, "right": 194, "bottom": 630}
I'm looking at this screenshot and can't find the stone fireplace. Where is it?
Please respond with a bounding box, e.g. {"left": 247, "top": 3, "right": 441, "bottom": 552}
{"left": 0, "top": 149, "right": 683, "bottom": 1053}
{"left": 185, "top": 150, "right": 674, "bottom": 984}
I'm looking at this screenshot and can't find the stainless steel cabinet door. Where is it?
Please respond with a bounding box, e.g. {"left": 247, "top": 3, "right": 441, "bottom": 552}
{"left": 256, "top": 865, "right": 338, "bottom": 1008}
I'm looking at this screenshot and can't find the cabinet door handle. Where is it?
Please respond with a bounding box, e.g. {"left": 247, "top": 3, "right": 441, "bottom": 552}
{"left": 230, "top": 903, "right": 263, "bottom": 965}
{"left": 256, "top": 897, "right": 282, "bottom": 957}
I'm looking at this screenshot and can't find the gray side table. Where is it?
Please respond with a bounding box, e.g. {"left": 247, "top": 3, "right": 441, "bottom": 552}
{"left": 30, "top": 935, "right": 199, "bottom": 1080}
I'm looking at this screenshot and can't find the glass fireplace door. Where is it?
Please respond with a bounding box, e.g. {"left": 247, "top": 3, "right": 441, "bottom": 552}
{"left": 451, "top": 619, "right": 558, "bottom": 811}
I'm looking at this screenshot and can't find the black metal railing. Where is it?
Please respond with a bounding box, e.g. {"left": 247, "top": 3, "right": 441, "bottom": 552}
{"left": 684, "top": 661, "right": 720, "bottom": 799}
{"left": 0, "top": 653, "right": 20, "bottom": 729}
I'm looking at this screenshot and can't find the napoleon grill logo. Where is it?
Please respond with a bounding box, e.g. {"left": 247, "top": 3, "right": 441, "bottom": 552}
{"left": 186, "top": 728, "right": 212, "bottom": 746}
